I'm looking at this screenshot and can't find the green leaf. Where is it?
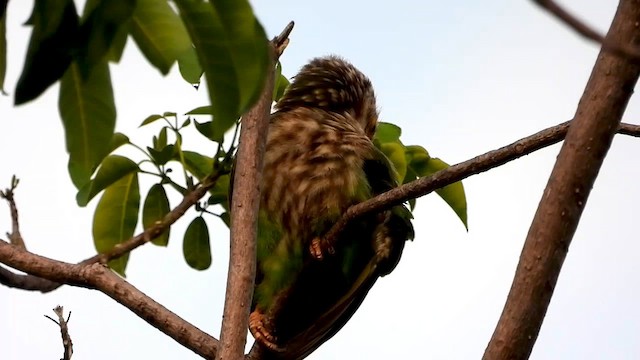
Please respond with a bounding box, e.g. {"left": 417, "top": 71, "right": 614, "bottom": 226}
{"left": 273, "top": 72, "right": 289, "bottom": 102}
{"left": 76, "top": 0, "right": 135, "bottom": 78}
{"left": 139, "top": 114, "right": 163, "bottom": 127}
{"left": 183, "top": 216, "right": 211, "bottom": 270}
{"left": 208, "top": 174, "right": 230, "bottom": 210}
{"left": 156, "top": 127, "right": 168, "bottom": 149}
{"left": 15, "top": 0, "right": 79, "bottom": 104}
{"left": 208, "top": 0, "right": 269, "bottom": 110}
{"left": 405, "top": 145, "right": 430, "bottom": 163}
{"left": 106, "top": 21, "right": 129, "bottom": 62}
{"left": 405, "top": 145, "right": 430, "bottom": 186}
{"left": 419, "top": 157, "right": 468, "bottom": 230}
{"left": 109, "top": 132, "right": 130, "bottom": 152}
{"left": 380, "top": 142, "right": 407, "bottom": 183}
{"left": 77, "top": 155, "right": 139, "bottom": 206}
{"left": 219, "top": 211, "right": 230, "bottom": 228}
{"left": 177, "top": 46, "right": 202, "bottom": 85}
{"left": 194, "top": 120, "right": 223, "bottom": 142}
{"left": 59, "top": 61, "right": 116, "bottom": 189}
{"left": 174, "top": 0, "right": 269, "bottom": 140}
{"left": 142, "top": 183, "right": 170, "bottom": 246}
{"left": 374, "top": 122, "right": 402, "bottom": 143}
{"left": 185, "top": 105, "right": 213, "bottom": 115}
{"left": 0, "top": 0, "right": 7, "bottom": 95}
{"left": 130, "top": 0, "right": 192, "bottom": 74}
{"left": 148, "top": 144, "right": 175, "bottom": 165}
{"left": 177, "top": 151, "right": 214, "bottom": 181}
{"left": 81, "top": 0, "right": 131, "bottom": 63}
{"left": 92, "top": 172, "right": 140, "bottom": 275}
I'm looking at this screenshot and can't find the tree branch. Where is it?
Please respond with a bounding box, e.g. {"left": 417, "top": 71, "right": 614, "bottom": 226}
{"left": 45, "top": 306, "right": 73, "bottom": 360}
{"left": 484, "top": 1, "right": 640, "bottom": 358}
{"left": 216, "top": 22, "right": 293, "bottom": 360}
{"left": 0, "top": 171, "right": 225, "bottom": 292}
{"left": 0, "top": 176, "right": 25, "bottom": 249}
{"left": 533, "top": 0, "right": 640, "bottom": 62}
{"left": 0, "top": 239, "right": 220, "bottom": 359}
{"left": 321, "top": 121, "right": 640, "bottom": 250}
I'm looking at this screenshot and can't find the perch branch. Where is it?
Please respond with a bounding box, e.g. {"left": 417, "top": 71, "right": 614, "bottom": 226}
{"left": 533, "top": 0, "right": 640, "bottom": 61}
{"left": 216, "top": 21, "right": 294, "bottom": 360}
{"left": 320, "top": 121, "right": 640, "bottom": 251}
{"left": 0, "top": 239, "right": 219, "bottom": 359}
{"left": 484, "top": 0, "right": 640, "bottom": 358}
{"left": 3, "top": 120, "right": 640, "bottom": 295}
{"left": 45, "top": 306, "right": 73, "bottom": 360}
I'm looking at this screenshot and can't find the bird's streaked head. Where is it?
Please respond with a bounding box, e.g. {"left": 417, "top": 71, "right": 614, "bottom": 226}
{"left": 275, "top": 56, "right": 379, "bottom": 139}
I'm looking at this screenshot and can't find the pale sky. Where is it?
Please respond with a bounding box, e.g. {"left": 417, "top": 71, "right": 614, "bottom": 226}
{"left": 2, "top": 1, "right": 639, "bottom": 359}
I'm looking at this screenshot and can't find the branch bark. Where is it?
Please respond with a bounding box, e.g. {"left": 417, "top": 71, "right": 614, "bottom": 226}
{"left": 0, "top": 240, "right": 220, "bottom": 359}
{"left": 0, "top": 171, "right": 225, "bottom": 292}
{"left": 216, "top": 23, "right": 293, "bottom": 360}
{"left": 3, "top": 120, "right": 640, "bottom": 295}
{"left": 45, "top": 306, "right": 74, "bottom": 360}
{"left": 533, "top": 0, "right": 640, "bottom": 61}
{"left": 321, "top": 121, "right": 640, "bottom": 250}
{"left": 484, "top": 1, "right": 640, "bottom": 358}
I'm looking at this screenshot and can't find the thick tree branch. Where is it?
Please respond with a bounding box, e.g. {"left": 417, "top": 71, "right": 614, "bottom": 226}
{"left": 533, "top": 0, "right": 640, "bottom": 61}
{"left": 484, "top": 1, "right": 640, "bottom": 359}
{"left": 216, "top": 22, "right": 293, "bottom": 360}
{"left": 0, "top": 240, "right": 220, "bottom": 359}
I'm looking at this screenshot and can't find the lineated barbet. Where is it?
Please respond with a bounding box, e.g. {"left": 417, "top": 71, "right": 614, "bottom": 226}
{"left": 249, "top": 56, "right": 414, "bottom": 359}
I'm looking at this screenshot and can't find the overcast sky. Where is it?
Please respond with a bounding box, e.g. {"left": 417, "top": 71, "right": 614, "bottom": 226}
{"left": 2, "top": 1, "right": 639, "bottom": 359}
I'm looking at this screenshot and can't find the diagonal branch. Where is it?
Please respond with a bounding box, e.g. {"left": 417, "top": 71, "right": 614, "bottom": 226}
{"left": 484, "top": 1, "right": 640, "bottom": 358}
{"left": 533, "top": 0, "right": 640, "bottom": 61}
{"left": 0, "top": 171, "right": 225, "bottom": 292}
{"left": 321, "top": 120, "right": 640, "bottom": 250}
{"left": 0, "top": 239, "right": 220, "bottom": 359}
{"left": 3, "top": 120, "right": 640, "bottom": 296}
{"left": 216, "top": 22, "right": 294, "bottom": 360}
{"left": 85, "top": 171, "right": 226, "bottom": 265}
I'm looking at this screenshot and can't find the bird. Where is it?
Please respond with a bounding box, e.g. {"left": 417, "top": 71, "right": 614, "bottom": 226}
{"left": 249, "top": 55, "right": 414, "bottom": 359}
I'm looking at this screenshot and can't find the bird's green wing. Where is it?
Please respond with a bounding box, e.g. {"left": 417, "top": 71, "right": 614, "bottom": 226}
{"left": 268, "top": 146, "right": 414, "bottom": 360}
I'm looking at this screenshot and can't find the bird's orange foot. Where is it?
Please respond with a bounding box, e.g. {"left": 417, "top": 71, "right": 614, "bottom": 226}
{"left": 249, "top": 310, "right": 282, "bottom": 352}
{"left": 309, "top": 237, "right": 335, "bottom": 260}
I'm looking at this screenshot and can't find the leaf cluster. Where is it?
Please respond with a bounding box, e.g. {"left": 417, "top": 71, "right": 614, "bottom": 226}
{"left": 2, "top": 0, "right": 466, "bottom": 275}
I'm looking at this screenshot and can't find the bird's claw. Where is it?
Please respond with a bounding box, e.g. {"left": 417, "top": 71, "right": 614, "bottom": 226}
{"left": 249, "top": 310, "right": 283, "bottom": 352}
{"left": 310, "top": 237, "right": 335, "bottom": 260}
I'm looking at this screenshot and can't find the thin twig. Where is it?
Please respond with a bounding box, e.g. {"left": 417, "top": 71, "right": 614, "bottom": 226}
{"left": 0, "top": 176, "right": 25, "bottom": 249}
{"left": 485, "top": 1, "right": 640, "bottom": 358}
{"left": 85, "top": 171, "right": 226, "bottom": 264}
{"left": 216, "top": 22, "right": 293, "bottom": 360}
{"left": 46, "top": 306, "right": 73, "bottom": 360}
{"left": 0, "top": 171, "right": 226, "bottom": 292}
{"left": 533, "top": 0, "right": 640, "bottom": 62}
